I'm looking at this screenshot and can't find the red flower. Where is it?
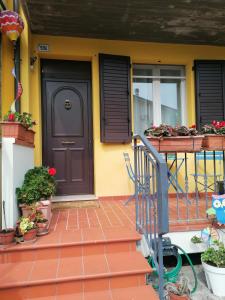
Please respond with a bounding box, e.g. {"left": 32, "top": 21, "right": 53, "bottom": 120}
{"left": 212, "top": 120, "right": 217, "bottom": 126}
{"left": 8, "top": 113, "right": 15, "bottom": 121}
{"left": 48, "top": 168, "right": 56, "bottom": 176}
{"left": 191, "top": 124, "right": 196, "bottom": 128}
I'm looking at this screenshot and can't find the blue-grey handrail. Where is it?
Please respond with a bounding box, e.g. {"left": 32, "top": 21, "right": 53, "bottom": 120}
{"left": 133, "top": 134, "right": 169, "bottom": 234}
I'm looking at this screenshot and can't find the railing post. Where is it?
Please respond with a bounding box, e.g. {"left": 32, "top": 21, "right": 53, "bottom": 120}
{"left": 134, "top": 137, "right": 139, "bottom": 230}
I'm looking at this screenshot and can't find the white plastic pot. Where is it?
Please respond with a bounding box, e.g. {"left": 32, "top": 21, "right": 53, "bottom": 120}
{"left": 202, "top": 261, "right": 225, "bottom": 297}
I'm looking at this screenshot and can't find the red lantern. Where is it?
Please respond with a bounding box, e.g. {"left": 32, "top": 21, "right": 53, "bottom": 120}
{"left": 0, "top": 10, "right": 24, "bottom": 43}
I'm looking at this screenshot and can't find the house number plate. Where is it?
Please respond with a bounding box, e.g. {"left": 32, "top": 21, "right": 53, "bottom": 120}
{"left": 65, "top": 99, "right": 72, "bottom": 110}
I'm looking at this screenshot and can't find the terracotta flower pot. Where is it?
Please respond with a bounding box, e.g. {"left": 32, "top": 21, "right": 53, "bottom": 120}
{"left": 169, "top": 292, "right": 190, "bottom": 300}
{"left": 1, "top": 122, "right": 35, "bottom": 145}
{"left": 159, "top": 136, "right": 203, "bottom": 153}
{"left": 202, "top": 134, "right": 224, "bottom": 150}
{"left": 19, "top": 204, "right": 36, "bottom": 218}
{"left": 39, "top": 200, "right": 52, "bottom": 222}
{"left": 23, "top": 228, "right": 37, "bottom": 241}
{"left": 0, "top": 229, "right": 15, "bottom": 245}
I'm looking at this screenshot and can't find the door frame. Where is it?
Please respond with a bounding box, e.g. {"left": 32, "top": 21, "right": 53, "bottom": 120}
{"left": 41, "top": 61, "right": 94, "bottom": 195}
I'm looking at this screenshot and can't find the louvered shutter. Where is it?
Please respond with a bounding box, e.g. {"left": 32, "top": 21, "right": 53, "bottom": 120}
{"left": 195, "top": 61, "right": 225, "bottom": 128}
{"left": 99, "top": 54, "right": 132, "bottom": 143}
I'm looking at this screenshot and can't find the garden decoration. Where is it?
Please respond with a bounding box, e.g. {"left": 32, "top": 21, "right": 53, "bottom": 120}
{"left": 212, "top": 194, "right": 225, "bottom": 224}
{"left": 0, "top": 10, "right": 24, "bottom": 111}
{"left": 201, "top": 120, "right": 225, "bottom": 150}
{"left": 144, "top": 124, "right": 203, "bottom": 152}
{"left": 0, "top": 10, "right": 24, "bottom": 43}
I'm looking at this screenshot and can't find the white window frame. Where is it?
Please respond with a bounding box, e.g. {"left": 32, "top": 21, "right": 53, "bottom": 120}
{"left": 133, "top": 64, "right": 187, "bottom": 128}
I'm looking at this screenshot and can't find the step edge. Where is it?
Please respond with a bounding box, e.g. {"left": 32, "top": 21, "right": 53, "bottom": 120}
{"left": 0, "top": 236, "right": 141, "bottom": 253}
{"left": 0, "top": 268, "right": 152, "bottom": 290}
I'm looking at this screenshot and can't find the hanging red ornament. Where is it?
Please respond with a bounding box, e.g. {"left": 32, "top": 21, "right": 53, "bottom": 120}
{"left": 0, "top": 10, "right": 24, "bottom": 43}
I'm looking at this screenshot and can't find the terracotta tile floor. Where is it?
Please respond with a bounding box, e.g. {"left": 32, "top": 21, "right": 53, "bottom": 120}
{"left": 48, "top": 198, "right": 209, "bottom": 233}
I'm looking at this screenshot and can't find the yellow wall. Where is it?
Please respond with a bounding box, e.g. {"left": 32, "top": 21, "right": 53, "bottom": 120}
{"left": 3, "top": 8, "right": 225, "bottom": 196}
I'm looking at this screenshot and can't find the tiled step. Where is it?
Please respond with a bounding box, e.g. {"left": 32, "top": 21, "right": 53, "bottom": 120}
{"left": 0, "top": 228, "right": 141, "bottom": 263}
{"left": 0, "top": 252, "right": 153, "bottom": 297}
{"left": 0, "top": 285, "right": 158, "bottom": 300}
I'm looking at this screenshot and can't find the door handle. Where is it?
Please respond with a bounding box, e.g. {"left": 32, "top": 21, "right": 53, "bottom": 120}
{"left": 61, "top": 141, "right": 76, "bottom": 145}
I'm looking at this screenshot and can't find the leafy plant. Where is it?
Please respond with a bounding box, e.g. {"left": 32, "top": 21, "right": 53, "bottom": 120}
{"left": 35, "top": 210, "right": 48, "bottom": 223}
{"left": 191, "top": 235, "right": 203, "bottom": 244}
{"left": 3, "top": 111, "right": 36, "bottom": 129}
{"left": 18, "top": 217, "right": 36, "bottom": 235}
{"left": 16, "top": 166, "right": 56, "bottom": 205}
{"left": 201, "top": 120, "right": 225, "bottom": 135}
{"left": 144, "top": 124, "right": 199, "bottom": 138}
{"left": 201, "top": 240, "right": 225, "bottom": 268}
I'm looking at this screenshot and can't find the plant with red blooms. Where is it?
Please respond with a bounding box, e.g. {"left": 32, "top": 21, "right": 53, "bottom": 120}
{"left": 144, "top": 124, "right": 199, "bottom": 137}
{"left": 201, "top": 120, "right": 225, "bottom": 135}
{"left": 3, "top": 111, "right": 36, "bottom": 129}
{"left": 48, "top": 168, "right": 56, "bottom": 176}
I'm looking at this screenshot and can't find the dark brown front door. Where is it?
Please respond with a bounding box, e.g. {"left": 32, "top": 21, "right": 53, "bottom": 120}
{"left": 42, "top": 60, "right": 93, "bottom": 195}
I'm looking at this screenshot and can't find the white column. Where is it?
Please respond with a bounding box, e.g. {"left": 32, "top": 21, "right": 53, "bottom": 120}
{"left": 2, "top": 138, "right": 34, "bottom": 228}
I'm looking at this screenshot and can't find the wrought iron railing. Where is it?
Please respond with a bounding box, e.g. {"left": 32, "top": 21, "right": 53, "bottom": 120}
{"left": 133, "top": 134, "right": 169, "bottom": 300}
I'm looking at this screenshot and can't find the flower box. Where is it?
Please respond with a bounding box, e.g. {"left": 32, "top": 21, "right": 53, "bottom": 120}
{"left": 159, "top": 136, "right": 203, "bottom": 153}
{"left": 1, "top": 122, "right": 35, "bottom": 145}
{"left": 146, "top": 136, "right": 160, "bottom": 151}
{"left": 202, "top": 134, "right": 224, "bottom": 150}
{"left": 147, "top": 136, "right": 203, "bottom": 153}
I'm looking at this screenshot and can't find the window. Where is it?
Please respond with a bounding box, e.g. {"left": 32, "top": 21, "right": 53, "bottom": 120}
{"left": 133, "top": 64, "right": 186, "bottom": 135}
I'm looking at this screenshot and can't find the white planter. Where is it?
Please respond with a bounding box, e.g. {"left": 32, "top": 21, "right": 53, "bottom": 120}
{"left": 202, "top": 261, "right": 225, "bottom": 297}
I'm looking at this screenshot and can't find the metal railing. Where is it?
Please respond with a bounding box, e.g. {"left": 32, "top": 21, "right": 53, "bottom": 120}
{"left": 133, "top": 134, "right": 169, "bottom": 300}
{"left": 164, "top": 151, "right": 225, "bottom": 223}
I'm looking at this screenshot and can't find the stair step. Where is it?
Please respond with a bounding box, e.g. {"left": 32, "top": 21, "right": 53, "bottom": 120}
{"left": 0, "top": 251, "right": 152, "bottom": 290}
{"left": 0, "top": 228, "right": 141, "bottom": 263}
{"left": 0, "top": 285, "right": 159, "bottom": 300}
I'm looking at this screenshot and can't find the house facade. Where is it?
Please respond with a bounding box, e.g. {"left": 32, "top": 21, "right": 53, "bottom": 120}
{"left": 2, "top": 0, "right": 225, "bottom": 198}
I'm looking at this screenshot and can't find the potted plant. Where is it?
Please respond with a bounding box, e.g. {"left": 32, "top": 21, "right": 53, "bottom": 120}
{"left": 35, "top": 210, "right": 49, "bottom": 236}
{"left": 144, "top": 124, "right": 203, "bottom": 152}
{"left": 18, "top": 216, "right": 37, "bottom": 241}
{"left": 1, "top": 111, "right": 36, "bottom": 145}
{"left": 165, "top": 278, "right": 190, "bottom": 299}
{"left": 0, "top": 201, "right": 15, "bottom": 245}
{"left": 16, "top": 166, "right": 56, "bottom": 221}
{"left": 201, "top": 240, "right": 225, "bottom": 297}
{"left": 201, "top": 120, "right": 225, "bottom": 150}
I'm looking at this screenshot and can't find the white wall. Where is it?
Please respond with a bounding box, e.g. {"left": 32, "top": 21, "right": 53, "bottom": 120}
{"left": 2, "top": 138, "right": 34, "bottom": 228}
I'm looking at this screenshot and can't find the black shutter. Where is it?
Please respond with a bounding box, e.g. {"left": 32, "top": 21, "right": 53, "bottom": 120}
{"left": 195, "top": 60, "right": 225, "bottom": 128}
{"left": 99, "top": 54, "right": 131, "bottom": 143}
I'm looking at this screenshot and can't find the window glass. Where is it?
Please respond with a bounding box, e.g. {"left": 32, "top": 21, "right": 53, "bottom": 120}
{"left": 160, "top": 79, "right": 182, "bottom": 126}
{"left": 133, "top": 65, "right": 185, "bottom": 134}
{"left": 133, "top": 77, "right": 153, "bottom": 135}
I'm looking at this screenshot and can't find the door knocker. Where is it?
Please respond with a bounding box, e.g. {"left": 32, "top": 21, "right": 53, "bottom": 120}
{"left": 65, "top": 99, "right": 72, "bottom": 110}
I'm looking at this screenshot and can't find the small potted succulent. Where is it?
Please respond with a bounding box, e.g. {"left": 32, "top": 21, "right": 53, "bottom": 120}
{"left": 35, "top": 210, "right": 49, "bottom": 236}
{"left": 1, "top": 111, "right": 36, "bottom": 145}
{"left": 144, "top": 124, "right": 203, "bottom": 152}
{"left": 201, "top": 120, "right": 225, "bottom": 150}
{"left": 201, "top": 240, "right": 225, "bottom": 297}
{"left": 165, "top": 278, "right": 190, "bottom": 300}
{"left": 18, "top": 216, "right": 37, "bottom": 241}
